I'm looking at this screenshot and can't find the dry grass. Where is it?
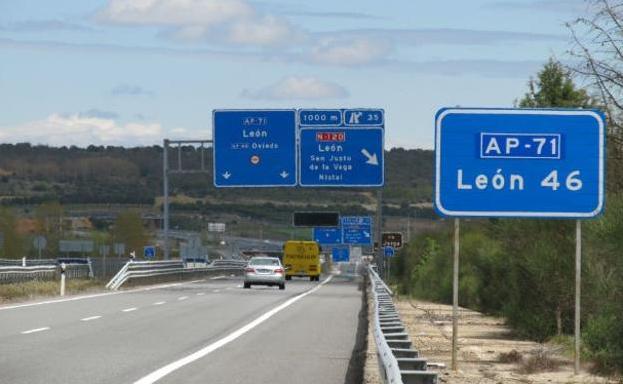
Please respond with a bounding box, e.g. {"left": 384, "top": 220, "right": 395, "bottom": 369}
{"left": 517, "top": 348, "right": 562, "bottom": 374}
{"left": 498, "top": 349, "right": 524, "bottom": 364}
{"left": 0, "top": 279, "right": 103, "bottom": 304}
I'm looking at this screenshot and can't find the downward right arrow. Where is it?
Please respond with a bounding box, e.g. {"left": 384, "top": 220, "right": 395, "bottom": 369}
{"left": 361, "top": 149, "right": 379, "bottom": 166}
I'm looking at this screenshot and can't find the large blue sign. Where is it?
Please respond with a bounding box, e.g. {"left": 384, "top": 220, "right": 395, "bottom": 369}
{"left": 435, "top": 108, "right": 605, "bottom": 218}
{"left": 332, "top": 247, "right": 350, "bottom": 263}
{"left": 298, "top": 109, "right": 384, "bottom": 187}
{"left": 341, "top": 216, "right": 372, "bottom": 245}
{"left": 313, "top": 227, "right": 342, "bottom": 245}
{"left": 213, "top": 110, "right": 297, "bottom": 187}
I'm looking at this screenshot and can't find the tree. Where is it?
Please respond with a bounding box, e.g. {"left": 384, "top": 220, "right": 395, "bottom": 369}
{"left": 34, "top": 201, "right": 64, "bottom": 257}
{"left": 0, "top": 208, "right": 24, "bottom": 259}
{"left": 518, "top": 58, "right": 594, "bottom": 108}
{"left": 112, "top": 211, "right": 147, "bottom": 257}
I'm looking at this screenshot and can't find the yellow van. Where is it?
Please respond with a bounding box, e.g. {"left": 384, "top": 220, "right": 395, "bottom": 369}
{"left": 283, "top": 241, "right": 321, "bottom": 281}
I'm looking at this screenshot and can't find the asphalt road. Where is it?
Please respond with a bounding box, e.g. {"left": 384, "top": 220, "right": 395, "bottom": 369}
{"left": 0, "top": 274, "right": 363, "bottom": 384}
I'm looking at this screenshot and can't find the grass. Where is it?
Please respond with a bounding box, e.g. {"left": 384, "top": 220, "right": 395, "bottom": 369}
{"left": 516, "top": 348, "right": 562, "bottom": 374}
{"left": 0, "top": 279, "right": 103, "bottom": 304}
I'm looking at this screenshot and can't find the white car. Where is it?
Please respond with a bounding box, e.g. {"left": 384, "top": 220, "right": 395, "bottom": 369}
{"left": 244, "top": 257, "right": 285, "bottom": 290}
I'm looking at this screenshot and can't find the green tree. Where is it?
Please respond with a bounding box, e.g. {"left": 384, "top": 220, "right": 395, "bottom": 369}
{"left": 0, "top": 208, "right": 24, "bottom": 259}
{"left": 112, "top": 211, "right": 147, "bottom": 257}
{"left": 34, "top": 201, "right": 64, "bottom": 257}
{"left": 518, "top": 58, "right": 594, "bottom": 108}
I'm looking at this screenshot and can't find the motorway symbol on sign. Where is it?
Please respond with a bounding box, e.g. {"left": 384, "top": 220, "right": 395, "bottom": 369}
{"left": 341, "top": 216, "right": 372, "bottom": 245}
{"left": 435, "top": 108, "right": 605, "bottom": 218}
{"left": 344, "top": 109, "right": 384, "bottom": 126}
{"left": 332, "top": 247, "right": 350, "bottom": 263}
{"left": 144, "top": 246, "right": 156, "bottom": 259}
{"left": 313, "top": 227, "right": 342, "bottom": 245}
{"left": 213, "top": 110, "right": 297, "bottom": 187}
{"left": 381, "top": 232, "right": 403, "bottom": 249}
{"left": 384, "top": 246, "right": 395, "bottom": 258}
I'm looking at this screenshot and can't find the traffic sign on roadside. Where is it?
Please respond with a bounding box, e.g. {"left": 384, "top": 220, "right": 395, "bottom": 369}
{"left": 313, "top": 227, "right": 342, "bottom": 245}
{"left": 435, "top": 108, "right": 605, "bottom": 218}
{"left": 384, "top": 246, "right": 395, "bottom": 258}
{"left": 381, "top": 232, "right": 403, "bottom": 249}
{"left": 332, "top": 247, "right": 350, "bottom": 263}
{"left": 341, "top": 216, "right": 372, "bottom": 245}
{"left": 213, "top": 109, "right": 297, "bottom": 187}
{"left": 144, "top": 246, "right": 156, "bottom": 259}
{"left": 298, "top": 109, "right": 384, "bottom": 187}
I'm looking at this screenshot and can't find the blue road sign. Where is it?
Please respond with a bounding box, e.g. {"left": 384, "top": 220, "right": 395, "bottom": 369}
{"left": 213, "top": 110, "right": 297, "bottom": 187}
{"left": 313, "top": 227, "right": 342, "bottom": 245}
{"left": 299, "top": 128, "right": 384, "bottom": 187}
{"left": 344, "top": 109, "right": 384, "bottom": 126}
{"left": 299, "top": 109, "right": 342, "bottom": 126}
{"left": 341, "top": 216, "right": 372, "bottom": 245}
{"left": 384, "top": 246, "right": 395, "bottom": 258}
{"left": 435, "top": 108, "right": 606, "bottom": 218}
{"left": 332, "top": 247, "right": 350, "bottom": 263}
{"left": 144, "top": 246, "right": 156, "bottom": 259}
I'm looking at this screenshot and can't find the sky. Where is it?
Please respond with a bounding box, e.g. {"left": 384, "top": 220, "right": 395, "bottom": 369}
{"left": 0, "top": 0, "right": 592, "bottom": 149}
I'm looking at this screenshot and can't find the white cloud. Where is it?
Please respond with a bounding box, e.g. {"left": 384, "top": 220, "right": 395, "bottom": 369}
{"left": 98, "top": 0, "right": 301, "bottom": 46}
{"left": 0, "top": 113, "right": 164, "bottom": 147}
{"left": 310, "top": 37, "right": 393, "bottom": 66}
{"left": 241, "top": 76, "right": 349, "bottom": 100}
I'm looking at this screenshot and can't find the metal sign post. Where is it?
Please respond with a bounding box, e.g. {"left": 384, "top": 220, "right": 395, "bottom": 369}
{"left": 435, "top": 107, "right": 606, "bottom": 374}
{"left": 575, "top": 220, "right": 582, "bottom": 374}
{"left": 452, "top": 218, "right": 460, "bottom": 371}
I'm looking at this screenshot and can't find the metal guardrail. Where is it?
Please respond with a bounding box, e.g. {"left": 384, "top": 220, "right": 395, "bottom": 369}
{"left": 106, "top": 259, "right": 248, "bottom": 290}
{"left": 369, "top": 266, "right": 438, "bottom": 384}
{"left": 0, "top": 258, "right": 94, "bottom": 284}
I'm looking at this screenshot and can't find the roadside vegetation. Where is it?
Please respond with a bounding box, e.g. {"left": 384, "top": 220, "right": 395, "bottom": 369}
{"left": 0, "top": 279, "right": 103, "bottom": 304}
{"left": 392, "top": 50, "right": 623, "bottom": 374}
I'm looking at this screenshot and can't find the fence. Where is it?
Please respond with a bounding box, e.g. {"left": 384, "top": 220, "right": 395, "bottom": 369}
{"left": 0, "top": 265, "right": 57, "bottom": 284}
{"left": 106, "top": 259, "right": 248, "bottom": 290}
{"left": 369, "top": 266, "right": 438, "bottom": 384}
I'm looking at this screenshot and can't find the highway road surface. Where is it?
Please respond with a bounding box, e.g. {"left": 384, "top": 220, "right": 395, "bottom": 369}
{"left": 0, "top": 274, "right": 364, "bottom": 384}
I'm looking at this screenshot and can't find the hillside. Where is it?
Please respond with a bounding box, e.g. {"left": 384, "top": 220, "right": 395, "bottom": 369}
{"left": 0, "top": 144, "right": 434, "bottom": 215}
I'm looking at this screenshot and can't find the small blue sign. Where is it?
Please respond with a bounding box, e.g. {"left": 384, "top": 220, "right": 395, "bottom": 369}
{"left": 435, "top": 108, "right": 606, "bottom": 218}
{"left": 299, "top": 128, "right": 384, "bottom": 187}
{"left": 213, "top": 110, "right": 297, "bottom": 187}
{"left": 299, "top": 109, "right": 342, "bottom": 126}
{"left": 144, "top": 246, "right": 156, "bottom": 259}
{"left": 384, "top": 246, "right": 395, "bottom": 258}
{"left": 332, "top": 247, "right": 350, "bottom": 263}
{"left": 344, "top": 109, "right": 384, "bottom": 126}
{"left": 341, "top": 216, "right": 372, "bottom": 245}
{"left": 313, "top": 227, "right": 342, "bottom": 245}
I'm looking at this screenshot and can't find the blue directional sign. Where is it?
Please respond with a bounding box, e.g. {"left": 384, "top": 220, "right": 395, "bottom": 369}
{"left": 313, "top": 227, "right": 342, "bottom": 245}
{"left": 341, "top": 216, "right": 372, "bottom": 245}
{"left": 435, "top": 108, "right": 606, "bottom": 218}
{"left": 332, "top": 247, "right": 350, "bottom": 263}
{"left": 213, "top": 110, "right": 297, "bottom": 187}
{"left": 384, "top": 246, "right": 395, "bottom": 258}
{"left": 344, "top": 109, "right": 384, "bottom": 126}
{"left": 144, "top": 246, "right": 156, "bottom": 259}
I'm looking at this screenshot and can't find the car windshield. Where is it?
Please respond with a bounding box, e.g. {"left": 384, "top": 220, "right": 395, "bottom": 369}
{"left": 249, "top": 258, "right": 280, "bottom": 266}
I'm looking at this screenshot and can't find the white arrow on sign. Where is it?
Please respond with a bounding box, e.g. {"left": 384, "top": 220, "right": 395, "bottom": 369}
{"left": 280, "top": 171, "right": 289, "bottom": 178}
{"left": 361, "top": 149, "right": 379, "bottom": 165}
{"left": 222, "top": 171, "right": 232, "bottom": 179}
{"left": 363, "top": 231, "right": 370, "bottom": 237}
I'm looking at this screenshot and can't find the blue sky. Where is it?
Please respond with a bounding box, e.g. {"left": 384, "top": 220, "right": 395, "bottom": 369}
{"left": 0, "top": 0, "right": 590, "bottom": 148}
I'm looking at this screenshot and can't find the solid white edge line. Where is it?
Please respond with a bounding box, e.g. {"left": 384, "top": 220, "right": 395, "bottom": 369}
{"left": 0, "top": 279, "right": 206, "bottom": 311}
{"left": 122, "top": 307, "right": 138, "bottom": 312}
{"left": 133, "top": 276, "right": 333, "bottom": 384}
{"left": 21, "top": 327, "right": 50, "bottom": 334}
{"left": 80, "top": 316, "right": 102, "bottom": 322}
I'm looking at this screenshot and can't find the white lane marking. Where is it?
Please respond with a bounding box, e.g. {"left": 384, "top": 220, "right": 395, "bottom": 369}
{"left": 196, "top": 293, "right": 205, "bottom": 296}
{"left": 212, "top": 289, "right": 221, "bottom": 293}
{"left": 209, "top": 275, "right": 227, "bottom": 280}
{"left": 177, "top": 296, "right": 188, "bottom": 301}
{"left": 0, "top": 279, "right": 206, "bottom": 311}
{"left": 236, "top": 285, "right": 243, "bottom": 288}
{"left": 81, "top": 316, "right": 102, "bottom": 322}
{"left": 122, "top": 307, "right": 138, "bottom": 312}
{"left": 153, "top": 301, "right": 166, "bottom": 306}
{"left": 133, "top": 276, "right": 332, "bottom": 384}
{"left": 21, "top": 327, "right": 50, "bottom": 334}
